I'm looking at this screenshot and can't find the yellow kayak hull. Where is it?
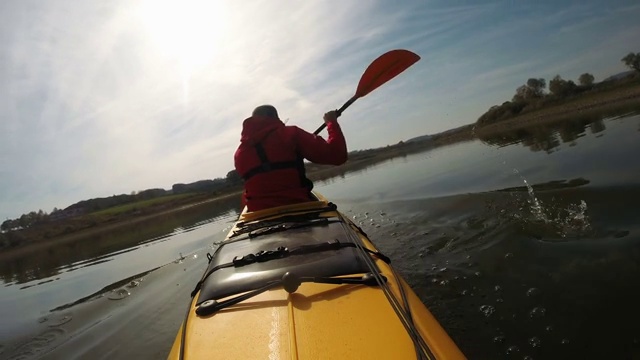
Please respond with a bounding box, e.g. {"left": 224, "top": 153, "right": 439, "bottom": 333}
{"left": 168, "top": 193, "right": 465, "bottom": 359}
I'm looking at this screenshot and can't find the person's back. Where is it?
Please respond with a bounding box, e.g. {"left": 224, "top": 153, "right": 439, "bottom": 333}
{"left": 234, "top": 105, "right": 347, "bottom": 211}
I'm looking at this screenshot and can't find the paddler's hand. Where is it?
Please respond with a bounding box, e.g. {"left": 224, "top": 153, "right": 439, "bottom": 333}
{"left": 323, "top": 110, "right": 338, "bottom": 124}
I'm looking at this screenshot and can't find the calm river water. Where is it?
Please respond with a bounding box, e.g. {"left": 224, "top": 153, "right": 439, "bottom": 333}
{"left": 1, "top": 112, "right": 640, "bottom": 359}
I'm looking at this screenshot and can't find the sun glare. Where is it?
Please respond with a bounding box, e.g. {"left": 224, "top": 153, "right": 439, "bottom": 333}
{"left": 137, "top": 0, "right": 228, "bottom": 102}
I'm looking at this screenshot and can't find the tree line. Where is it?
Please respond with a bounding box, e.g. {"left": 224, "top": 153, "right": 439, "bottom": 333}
{"left": 477, "top": 51, "right": 640, "bottom": 126}
{"left": 1, "top": 170, "right": 243, "bottom": 233}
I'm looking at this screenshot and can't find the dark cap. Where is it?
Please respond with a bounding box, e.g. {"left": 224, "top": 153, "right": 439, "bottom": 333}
{"left": 252, "top": 105, "right": 278, "bottom": 118}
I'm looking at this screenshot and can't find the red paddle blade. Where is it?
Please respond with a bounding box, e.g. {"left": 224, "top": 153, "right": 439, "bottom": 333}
{"left": 354, "top": 49, "right": 421, "bottom": 98}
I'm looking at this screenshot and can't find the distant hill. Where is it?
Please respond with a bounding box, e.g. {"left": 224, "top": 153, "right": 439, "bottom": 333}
{"left": 405, "top": 123, "right": 475, "bottom": 143}
{"left": 406, "top": 134, "right": 433, "bottom": 143}
{"left": 603, "top": 70, "right": 636, "bottom": 82}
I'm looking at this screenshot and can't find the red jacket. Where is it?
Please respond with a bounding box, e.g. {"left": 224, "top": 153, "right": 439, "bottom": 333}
{"left": 234, "top": 115, "right": 347, "bottom": 211}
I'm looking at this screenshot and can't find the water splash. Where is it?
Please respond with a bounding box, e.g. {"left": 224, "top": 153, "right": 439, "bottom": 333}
{"left": 512, "top": 168, "right": 591, "bottom": 237}
{"left": 529, "top": 307, "right": 546, "bottom": 318}
{"left": 523, "top": 178, "right": 549, "bottom": 222}
{"left": 480, "top": 305, "right": 496, "bottom": 317}
{"left": 529, "top": 336, "right": 541, "bottom": 348}
{"left": 506, "top": 345, "right": 520, "bottom": 355}
{"left": 555, "top": 200, "right": 591, "bottom": 237}
{"left": 526, "top": 288, "right": 540, "bottom": 297}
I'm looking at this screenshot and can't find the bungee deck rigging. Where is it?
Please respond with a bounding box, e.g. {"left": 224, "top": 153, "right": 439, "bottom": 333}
{"left": 169, "top": 193, "right": 465, "bottom": 360}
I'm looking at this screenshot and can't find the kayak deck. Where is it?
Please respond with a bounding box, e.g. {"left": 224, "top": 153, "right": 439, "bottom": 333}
{"left": 168, "top": 195, "right": 465, "bottom": 359}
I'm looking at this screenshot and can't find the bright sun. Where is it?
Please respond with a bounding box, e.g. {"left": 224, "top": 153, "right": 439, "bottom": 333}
{"left": 136, "top": 0, "right": 228, "bottom": 77}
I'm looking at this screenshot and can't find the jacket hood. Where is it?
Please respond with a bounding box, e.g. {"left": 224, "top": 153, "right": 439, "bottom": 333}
{"left": 240, "top": 116, "right": 285, "bottom": 145}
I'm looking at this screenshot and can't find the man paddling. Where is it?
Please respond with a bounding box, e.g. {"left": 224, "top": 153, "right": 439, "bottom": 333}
{"left": 234, "top": 105, "right": 347, "bottom": 211}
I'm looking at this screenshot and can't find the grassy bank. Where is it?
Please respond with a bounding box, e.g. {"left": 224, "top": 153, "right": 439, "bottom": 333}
{"left": 474, "top": 84, "right": 640, "bottom": 136}
{"left": 0, "top": 191, "right": 240, "bottom": 255}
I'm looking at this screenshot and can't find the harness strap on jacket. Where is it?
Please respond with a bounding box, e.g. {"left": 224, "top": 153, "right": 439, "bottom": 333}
{"left": 242, "top": 143, "right": 313, "bottom": 193}
{"left": 242, "top": 143, "right": 299, "bottom": 181}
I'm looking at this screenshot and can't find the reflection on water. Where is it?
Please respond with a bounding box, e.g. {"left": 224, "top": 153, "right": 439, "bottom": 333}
{"left": 345, "top": 184, "right": 640, "bottom": 359}
{"left": 479, "top": 117, "right": 608, "bottom": 153}
{"left": 0, "top": 195, "right": 240, "bottom": 287}
{"left": 476, "top": 105, "right": 638, "bottom": 153}
{"left": 0, "top": 195, "right": 239, "bottom": 353}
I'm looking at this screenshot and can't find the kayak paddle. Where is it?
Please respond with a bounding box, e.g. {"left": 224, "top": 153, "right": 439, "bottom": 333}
{"left": 313, "top": 49, "right": 421, "bottom": 135}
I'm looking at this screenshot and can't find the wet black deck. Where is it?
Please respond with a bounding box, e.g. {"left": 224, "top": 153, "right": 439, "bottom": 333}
{"left": 196, "top": 219, "right": 371, "bottom": 304}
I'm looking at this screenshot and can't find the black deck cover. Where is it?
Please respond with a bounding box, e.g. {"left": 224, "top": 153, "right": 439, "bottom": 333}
{"left": 196, "top": 220, "right": 371, "bottom": 304}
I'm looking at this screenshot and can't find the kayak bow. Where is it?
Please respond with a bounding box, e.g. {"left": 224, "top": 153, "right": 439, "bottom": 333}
{"left": 168, "top": 192, "right": 465, "bottom": 359}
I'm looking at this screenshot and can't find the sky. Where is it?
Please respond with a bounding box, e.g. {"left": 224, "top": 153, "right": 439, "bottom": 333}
{"left": 1, "top": 0, "right": 639, "bottom": 220}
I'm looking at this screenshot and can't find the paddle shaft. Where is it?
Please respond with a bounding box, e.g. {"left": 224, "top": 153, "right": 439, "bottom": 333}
{"left": 312, "top": 96, "right": 357, "bottom": 135}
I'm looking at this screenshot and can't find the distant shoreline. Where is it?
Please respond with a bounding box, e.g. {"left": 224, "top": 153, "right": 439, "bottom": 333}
{"left": 0, "top": 192, "right": 242, "bottom": 260}
{"left": 473, "top": 85, "right": 640, "bottom": 136}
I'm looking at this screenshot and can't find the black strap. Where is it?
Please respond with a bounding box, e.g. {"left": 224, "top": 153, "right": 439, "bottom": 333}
{"left": 242, "top": 160, "right": 300, "bottom": 180}
{"left": 190, "top": 240, "right": 391, "bottom": 297}
{"left": 232, "top": 203, "right": 338, "bottom": 237}
{"left": 191, "top": 240, "right": 347, "bottom": 297}
{"left": 296, "top": 154, "right": 314, "bottom": 192}
{"left": 195, "top": 272, "right": 387, "bottom": 316}
{"left": 241, "top": 143, "right": 313, "bottom": 194}
{"left": 242, "top": 143, "right": 299, "bottom": 180}
{"left": 254, "top": 142, "right": 269, "bottom": 163}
